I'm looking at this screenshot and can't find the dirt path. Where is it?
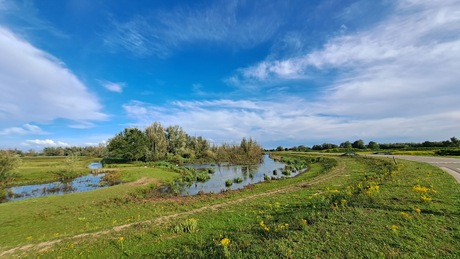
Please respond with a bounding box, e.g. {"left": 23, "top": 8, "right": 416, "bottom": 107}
{"left": 0, "top": 162, "right": 346, "bottom": 257}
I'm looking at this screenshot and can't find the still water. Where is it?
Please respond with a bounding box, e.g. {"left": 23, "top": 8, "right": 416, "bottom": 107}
{"left": 5, "top": 156, "right": 299, "bottom": 202}
{"left": 6, "top": 162, "right": 106, "bottom": 202}
{"left": 181, "top": 155, "right": 300, "bottom": 195}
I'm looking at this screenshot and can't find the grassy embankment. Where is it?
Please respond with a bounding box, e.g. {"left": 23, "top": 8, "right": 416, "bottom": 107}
{"left": 1, "top": 153, "right": 459, "bottom": 258}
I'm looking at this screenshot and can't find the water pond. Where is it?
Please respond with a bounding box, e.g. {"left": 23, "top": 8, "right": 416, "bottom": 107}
{"left": 5, "top": 162, "right": 107, "bottom": 202}
{"left": 5, "top": 156, "right": 299, "bottom": 202}
{"left": 180, "top": 155, "right": 301, "bottom": 195}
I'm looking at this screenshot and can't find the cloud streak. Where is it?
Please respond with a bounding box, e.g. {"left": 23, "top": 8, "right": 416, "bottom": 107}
{"left": 98, "top": 80, "right": 125, "bottom": 93}
{"left": 0, "top": 124, "right": 45, "bottom": 136}
{"left": 22, "top": 139, "right": 70, "bottom": 147}
{"left": 103, "top": 0, "right": 288, "bottom": 57}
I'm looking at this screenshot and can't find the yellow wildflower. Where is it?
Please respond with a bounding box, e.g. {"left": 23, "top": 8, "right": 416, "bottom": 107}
{"left": 400, "top": 212, "right": 412, "bottom": 220}
{"left": 118, "top": 237, "right": 124, "bottom": 242}
{"left": 414, "top": 208, "right": 421, "bottom": 214}
{"left": 420, "top": 195, "right": 432, "bottom": 202}
{"left": 412, "top": 185, "right": 429, "bottom": 193}
{"left": 220, "top": 238, "right": 230, "bottom": 246}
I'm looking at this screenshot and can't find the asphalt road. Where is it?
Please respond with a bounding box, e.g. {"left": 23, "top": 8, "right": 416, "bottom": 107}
{"left": 370, "top": 155, "right": 460, "bottom": 183}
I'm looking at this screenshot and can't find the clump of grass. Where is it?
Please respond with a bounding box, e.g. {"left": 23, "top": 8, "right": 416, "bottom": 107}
{"left": 171, "top": 218, "right": 198, "bottom": 233}
{"left": 225, "top": 179, "right": 233, "bottom": 187}
{"left": 206, "top": 168, "right": 215, "bottom": 174}
{"left": 196, "top": 172, "right": 211, "bottom": 182}
{"left": 233, "top": 177, "right": 243, "bottom": 184}
{"left": 281, "top": 169, "right": 291, "bottom": 176}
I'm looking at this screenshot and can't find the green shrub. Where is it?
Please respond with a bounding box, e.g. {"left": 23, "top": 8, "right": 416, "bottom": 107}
{"left": 233, "top": 177, "right": 243, "bottom": 183}
{"left": 225, "top": 179, "right": 233, "bottom": 187}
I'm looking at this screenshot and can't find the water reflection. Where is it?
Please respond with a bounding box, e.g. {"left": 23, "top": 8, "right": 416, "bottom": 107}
{"left": 181, "top": 155, "right": 300, "bottom": 195}
{"left": 6, "top": 173, "right": 108, "bottom": 202}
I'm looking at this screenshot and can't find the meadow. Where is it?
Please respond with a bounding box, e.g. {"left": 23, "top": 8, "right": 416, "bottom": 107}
{"left": 0, "top": 153, "right": 459, "bottom": 258}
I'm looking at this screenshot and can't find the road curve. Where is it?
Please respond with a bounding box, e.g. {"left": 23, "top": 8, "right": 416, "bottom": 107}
{"left": 369, "top": 155, "right": 460, "bottom": 183}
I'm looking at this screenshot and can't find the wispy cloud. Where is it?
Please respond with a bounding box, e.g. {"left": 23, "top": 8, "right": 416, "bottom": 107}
{"left": 0, "top": 0, "right": 69, "bottom": 39}
{"left": 228, "top": 0, "right": 460, "bottom": 117}
{"left": 103, "top": 0, "right": 288, "bottom": 57}
{"left": 22, "top": 139, "right": 70, "bottom": 147}
{"left": 0, "top": 26, "right": 107, "bottom": 129}
{"left": 97, "top": 80, "right": 125, "bottom": 93}
{"left": 0, "top": 124, "right": 46, "bottom": 136}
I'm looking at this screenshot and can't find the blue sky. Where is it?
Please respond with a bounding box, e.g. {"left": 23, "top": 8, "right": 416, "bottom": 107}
{"left": 1, "top": 0, "right": 459, "bottom": 150}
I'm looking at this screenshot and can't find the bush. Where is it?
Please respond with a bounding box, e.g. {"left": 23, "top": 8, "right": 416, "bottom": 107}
{"left": 225, "top": 180, "right": 233, "bottom": 187}
{"left": 233, "top": 177, "right": 243, "bottom": 184}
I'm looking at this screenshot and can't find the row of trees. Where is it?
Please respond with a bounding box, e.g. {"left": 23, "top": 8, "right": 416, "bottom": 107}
{"left": 106, "top": 122, "right": 264, "bottom": 164}
{"left": 5, "top": 145, "right": 107, "bottom": 157}
{"left": 278, "top": 137, "right": 460, "bottom": 152}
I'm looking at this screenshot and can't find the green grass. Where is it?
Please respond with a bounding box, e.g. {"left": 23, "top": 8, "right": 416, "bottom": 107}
{"left": 11, "top": 156, "right": 101, "bottom": 186}
{"left": 0, "top": 166, "right": 179, "bottom": 249}
{"left": 1, "top": 154, "right": 459, "bottom": 258}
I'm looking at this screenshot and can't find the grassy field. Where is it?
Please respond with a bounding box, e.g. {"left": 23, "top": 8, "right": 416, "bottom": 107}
{"left": 10, "top": 156, "right": 102, "bottom": 186}
{"left": 0, "top": 153, "right": 459, "bottom": 258}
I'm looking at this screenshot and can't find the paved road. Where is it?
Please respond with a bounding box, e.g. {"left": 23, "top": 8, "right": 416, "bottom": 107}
{"left": 370, "top": 155, "right": 460, "bottom": 183}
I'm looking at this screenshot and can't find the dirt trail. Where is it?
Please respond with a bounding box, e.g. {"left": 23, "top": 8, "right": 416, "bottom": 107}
{"left": 0, "top": 162, "right": 345, "bottom": 257}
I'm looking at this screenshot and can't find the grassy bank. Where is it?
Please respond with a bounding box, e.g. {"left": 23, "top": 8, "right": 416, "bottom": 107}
{"left": 1, "top": 154, "right": 459, "bottom": 258}
{"left": 10, "top": 156, "right": 101, "bottom": 186}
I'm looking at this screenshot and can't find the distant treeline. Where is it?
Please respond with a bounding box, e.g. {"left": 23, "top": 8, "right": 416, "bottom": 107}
{"left": 105, "top": 122, "right": 264, "bottom": 165}
{"left": 273, "top": 137, "right": 460, "bottom": 152}
{"left": 4, "top": 145, "right": 107, "bottom": 157}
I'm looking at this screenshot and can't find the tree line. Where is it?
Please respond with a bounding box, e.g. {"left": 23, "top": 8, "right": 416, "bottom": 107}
{"left": 106, "top": 122, "right": 264, "bottom": 165}
{"left": 276, "top": 137, "right": 460, "bottom": 152}
{"left": 4, "top": 145, "right": 107, "bottom": 157}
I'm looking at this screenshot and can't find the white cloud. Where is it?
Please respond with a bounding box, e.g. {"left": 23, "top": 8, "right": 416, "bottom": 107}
{"left": 0, "top": 26, "right": 107, "bottom": 128}
{"left": 23, "top": 139, "right": 70, "bottom": 147}
{"left": 98, "top": 80, "right": 125, "bottom": 93}
{"left": 222, "top": 0, "right": 460, "bottom": 145}
{"left": 0, "top": 124, "right": 45, "bottom": 135}
{"left": 118, "top": 1, "right": 460, "bottom": 147}
{"left": 123, "top": 97, "right": 460, "bottom": 148}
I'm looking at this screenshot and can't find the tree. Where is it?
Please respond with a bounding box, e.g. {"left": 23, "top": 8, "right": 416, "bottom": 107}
{"left": 194, "top": 136, "right": 210, "bottom": 159}
{"left": 145, "top": 122, "right": 168, "bottom": 161}
{"left": 297, "top": 145, "right": 309, "bottom": 152}
{"left": 352, "top": 139, "right": 366, "bottom": 149}
{"left": 367, "top": 141, "right": 380, "bottom": 150}
{"left": 0, "top": 150, "right": 21, "bottom": 188}
{"left": 276, "top": 146, "right": 284, "bottom": 151}
{"left": 107, "top": 128, "right": 148, "bottom": 162}
{"left": 166, "top": 125, "right": 187, "bottom": 155}
{"left": 340, "top": 141, "right": 352, "bottom": 149}
{"left": 450, "top": 137, "right": 460, "bottom": 147}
